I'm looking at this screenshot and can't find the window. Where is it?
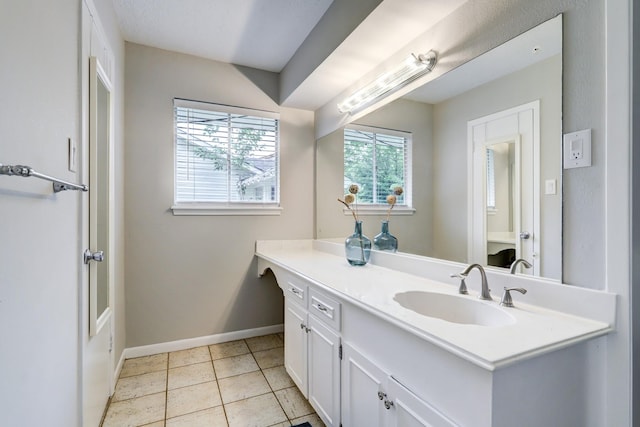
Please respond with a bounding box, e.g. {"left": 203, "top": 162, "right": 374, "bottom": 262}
{"left": 343, "top": 125, "right": 411, "bottom": 210}
{"left": 173, "top": 99, "right": 280, "bottom": 215}
{"left": 486, "top": 148, "right": 496, "bottom": 211}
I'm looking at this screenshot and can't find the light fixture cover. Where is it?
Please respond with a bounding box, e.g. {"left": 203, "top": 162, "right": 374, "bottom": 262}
{"left": 337, "top": 50, "right": 437, "bottom": 114}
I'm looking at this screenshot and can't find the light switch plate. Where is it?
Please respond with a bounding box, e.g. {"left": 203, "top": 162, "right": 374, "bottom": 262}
{"left": 563, "top": 129, "right": 591, "bottom": 169}
{"left": 545, "top": 179, "right": 557, "bottom": 195}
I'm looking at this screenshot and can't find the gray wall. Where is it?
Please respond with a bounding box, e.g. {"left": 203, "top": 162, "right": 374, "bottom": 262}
{"left": 0, "top": 0, "right": 81, "bottom": 425}
{"left": 561, "top": 0, "right": 605, "bottom": 289}
{"left": 124, "top": 43, "right": 315, "bottom": 347}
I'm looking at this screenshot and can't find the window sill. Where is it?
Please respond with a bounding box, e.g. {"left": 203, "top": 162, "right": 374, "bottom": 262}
{"left": 171, "top": 203, "right": 283, "bottom": 216}
{"left": 342, "top": 206, "right": 415, "bottom": 216}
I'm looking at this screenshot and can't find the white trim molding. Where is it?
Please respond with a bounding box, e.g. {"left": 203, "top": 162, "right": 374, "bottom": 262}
{"left": 120, "top": 324, "right": 284, "bottom": 361}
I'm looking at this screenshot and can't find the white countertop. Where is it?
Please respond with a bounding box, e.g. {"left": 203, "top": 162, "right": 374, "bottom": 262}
{"left": 256, "top": 240, "right": 613, "bottom": 371}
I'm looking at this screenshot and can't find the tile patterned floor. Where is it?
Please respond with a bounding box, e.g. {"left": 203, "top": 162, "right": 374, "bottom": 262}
{"left": 101, "top": 334, "right": 326, "bottom": 427}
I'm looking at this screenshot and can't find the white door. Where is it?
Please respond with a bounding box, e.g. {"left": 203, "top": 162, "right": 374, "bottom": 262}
{"left": 468, "top": 101, "right": 540, "bottom": 275}
{"left": 341, "top": 342, "right": 387, "bottom": 427}
{"left": 284, "top": 299, "right": 308, "bottom": 395}
{"left": 82, "top": 51, "right": 114, "bottom": 426}
{"left": 307, "top": 315, "right": 341, "bottom": 426}
{"left": 386, "top": 377, "right": 458, "bottom": 427}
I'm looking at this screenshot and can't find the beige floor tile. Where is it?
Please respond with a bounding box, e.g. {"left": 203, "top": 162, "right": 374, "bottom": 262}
{"left": 218, "top": 371, "right": 271, "bottom": 403}
{"left": 267, "top": 422, "right": 291, "bottom": 427}
{"left": 262, "top": 366, "right": 295, "bottom": 391}
{"left": 246, "top": 334, "right": 283, "bottom": 352}
{"left": 253, "top": 347, "right": 284, "bottom": 370}
{"left": 113, "top": 370, "right": 167, "bottom": 402}
{"left": 169, "top": 346, "right": 211, "bottom": 368}
{"left": 140, "top": 422, "right": 165, "bottom": 427}
{"left": 214, "top": 353, "right": 259, "bottom": 378}
{"left": 102, "top": 392, "right": 166, "bottom": 427}
{"left": 166, "top": 381, "right": 222, "bottom": 419}
{"left": 278, "top": 333, "right": 284, "bottom": 342}
{"left": 292, "top": 413, "right": 326, "bottom": 427}
{"left": 168, "top": 361, "right": 215, "bottom": 390}
{"left": 166, "top": 406, "right": 228, "bottom": 427}
{"left": 275, "top": 386, "right": 315, "bottom": 419}
{"left": 209, "top": 340, "right": 250, "bottom": 360}
{"left": 225, "top": 393, "right": 288, "bottom": 427}
{"left": 120, "top": 353, "right": 168, "bottom": 378}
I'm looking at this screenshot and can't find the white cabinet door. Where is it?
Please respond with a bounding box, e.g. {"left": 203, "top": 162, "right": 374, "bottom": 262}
{"left": 387, "top": 377, "right": 458, "bottom": 427}
{"left": 341, "top": 342, "right": 387, "bottom": 427}
{"left": 308, "top": 315, "right": 341, "bottom": 426}
{"left": 284, "top": 298, "right": 308, "bottom": 396}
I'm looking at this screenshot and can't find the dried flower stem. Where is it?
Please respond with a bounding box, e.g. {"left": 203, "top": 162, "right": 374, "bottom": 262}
{"left": 337, "top": 198, "right": 358, "bottom": 221}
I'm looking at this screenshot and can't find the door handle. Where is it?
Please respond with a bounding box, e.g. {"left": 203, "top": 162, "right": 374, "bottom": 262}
{"left": 519, "top": 231, "right": 531, "bottom": 240}
{"left": 84, "top": 249, "right": 104, "bottom": 264}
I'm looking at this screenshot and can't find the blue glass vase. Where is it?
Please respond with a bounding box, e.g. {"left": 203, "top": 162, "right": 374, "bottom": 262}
{"left": 345, "top": 221, "right": 371, "bottom": 266}
{"left": 373, "top": 220, "right": 398, "bottom": 252}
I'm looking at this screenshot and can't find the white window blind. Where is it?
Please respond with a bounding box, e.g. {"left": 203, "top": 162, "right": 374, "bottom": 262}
{"left": 174, "top": 100, "right": 279, "bottom": 206}
{"left": 344, "top": 126, "right": 411, "bottom": 206}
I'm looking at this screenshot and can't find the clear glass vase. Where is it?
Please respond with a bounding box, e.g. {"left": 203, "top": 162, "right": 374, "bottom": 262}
{"left": 373, "top": 220, "right": 398, "bottom": 252}
{"left": 345, "top": 220, "right": 371, "bottom": 266}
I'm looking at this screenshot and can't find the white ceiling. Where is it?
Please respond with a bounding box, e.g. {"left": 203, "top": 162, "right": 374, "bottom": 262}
{"left": 111, "top": 0, "right": 334, "bottom": 73}
{"left": 111, "top": 0, "right": 467, "bottom": 110}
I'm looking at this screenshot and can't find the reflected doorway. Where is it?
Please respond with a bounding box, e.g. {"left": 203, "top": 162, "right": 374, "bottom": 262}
{"left": 468, "top": 101, "right": 540, "bottom": 275}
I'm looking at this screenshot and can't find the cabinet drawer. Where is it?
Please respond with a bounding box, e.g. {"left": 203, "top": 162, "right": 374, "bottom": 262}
{"left": 285, "top": 279, "right": 307, "bottom": 306}
{"left": 309, "top": 288, "right": 341, "bottom": 331}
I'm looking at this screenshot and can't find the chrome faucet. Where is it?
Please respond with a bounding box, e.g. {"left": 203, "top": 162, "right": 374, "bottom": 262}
{"left": 500, "top": 287, "right": 527, "bottom": 307}
{"left": 449, "top": 272, "right": 468, "bottom": 295}
{"left": 509, "top": 258, "right": 532, "bottom": 274}
{"left": 455, "top": 263, "right": 492, "bottom": 300}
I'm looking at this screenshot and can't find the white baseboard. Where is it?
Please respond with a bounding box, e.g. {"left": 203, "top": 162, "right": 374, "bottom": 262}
{"left": 113, "top": 350, "right": 126, "bottom": 389}
{"left": 120, "top": 324, "right": 284, "bottom": 361}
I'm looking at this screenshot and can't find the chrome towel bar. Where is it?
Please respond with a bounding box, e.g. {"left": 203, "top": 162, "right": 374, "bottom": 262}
{"left": 0, "top": 163, "right": 88, "bottom": 193}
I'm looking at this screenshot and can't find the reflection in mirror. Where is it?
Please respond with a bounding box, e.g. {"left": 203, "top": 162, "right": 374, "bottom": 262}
{"left": 486, "top": 142, "right": 517, "bottom": 268}
{"left": 316, "top": 15, "right": 562, "bottom": 281}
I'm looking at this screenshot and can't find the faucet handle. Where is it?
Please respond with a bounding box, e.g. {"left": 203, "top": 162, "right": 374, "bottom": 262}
{"left": 500, "top": 287, "right": 527, "bottom": 308}
{"left": 449, "top": 273, "right": 469, "bottom": 295}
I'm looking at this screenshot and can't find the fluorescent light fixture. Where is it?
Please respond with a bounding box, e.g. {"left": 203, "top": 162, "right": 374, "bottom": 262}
{"left": 337, "top": 50, "right": 437, "bottom": 114}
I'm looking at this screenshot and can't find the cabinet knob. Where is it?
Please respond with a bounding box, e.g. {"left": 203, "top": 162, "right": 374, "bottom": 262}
{"left": 378, "top": 391, "right": 386, "bottom": 401}
{"left": 384, "top": 399, "right": 394, "bottom": 410}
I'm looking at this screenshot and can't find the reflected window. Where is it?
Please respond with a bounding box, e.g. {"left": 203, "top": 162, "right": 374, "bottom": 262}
{"left": 344, "top": 125, "right": 411, "bottom": 205}
{"left": 486, "top": 148, "right": 496, "bottom": 211}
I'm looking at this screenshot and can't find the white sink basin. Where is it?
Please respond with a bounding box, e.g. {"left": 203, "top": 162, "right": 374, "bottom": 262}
{"left": 393, "top": 291, "right": 515, "bottom": 327}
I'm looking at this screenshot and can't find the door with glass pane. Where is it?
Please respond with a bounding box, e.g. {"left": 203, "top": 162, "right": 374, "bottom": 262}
{"left": 83, "top": 54, "right": 113, "bottom": 427}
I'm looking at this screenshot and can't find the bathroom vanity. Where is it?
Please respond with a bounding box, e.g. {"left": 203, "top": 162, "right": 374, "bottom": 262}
{"left": 256, "top": 240, "right": 615, "bottom": 427}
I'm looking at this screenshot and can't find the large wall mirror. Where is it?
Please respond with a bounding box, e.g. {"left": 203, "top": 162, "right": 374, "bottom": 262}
{"left": 316, "top": 15, "right": 562, "bottom": 281}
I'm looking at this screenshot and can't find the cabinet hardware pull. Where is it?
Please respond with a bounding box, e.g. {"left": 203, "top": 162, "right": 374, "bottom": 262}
{"left": 378, "top": 391, "right": 386, "bottom": 400}
{"left": 315, "top": 304, "right": 328, "bottom": 312}
{"left": 300, "top": 323, "right": 305, "bottom": 329}
{"left": 384, "top": 399, "right": 394, "bottom": 410}
{"left": 289, "top": 287, "right": 300, "bottom": 295}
